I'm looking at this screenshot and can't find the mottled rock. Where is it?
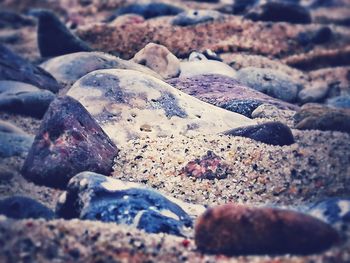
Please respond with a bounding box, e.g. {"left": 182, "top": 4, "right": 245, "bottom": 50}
{"left": 67, "top": 69, "right": 254, "bottom": 146}
{"left": 298, "top": 84, "right": 329, "bottom": 104}
{"left": 0, "top": 196, "right": 54, "bottom": 219}
{"left": 245, "top": 1, "right": 311, "bottom": 24}
{"left": 172, "top": 10, "right": 222, "bottom": 26}
{"left": 251, "top": 103, "right": 296, "bottom": 125}
{"left": 195, "top": 204, "right": 339, "bottom": 255}
{"left": 180, "top": 61, "right": 237, "bottom": 79}
{"left": 108, "top": 2, "right": 183, "bottom": 21}
{"left": 40, "top": 52, "right": 161, "bottom": 86}
{"left": 0, "top": 131, "right": 33, "bottom": 158}
{"left": 0, "top": 44, "right": 60, "bottom": 93}
{"left": 223, "top": 121, "right": 294, "bottom": 146}
{"left": 327, "top": 95, "right": 350, "bottom": 109}
{"left": 21, "top": 96, "right": 119, "bottom": 189}
{"left": 132, "top": 43, "right": 180, "bottom": 79}
{"left": 0, "top": 80, "right": 56, "bottom": 118}
{"left": 167, "top": 74, "right": 299, "bottom": 117}
{"left": 32, "top": 9, "right": 92, "bottom": 57}
{"left": 294, "top": 103, "right": 350, "bottom": 133}
{"left": 56, "top": 172, "right": 199, "bottom": 236}
{"left": 236, "top": 67, "right": 302, "bottom": 102}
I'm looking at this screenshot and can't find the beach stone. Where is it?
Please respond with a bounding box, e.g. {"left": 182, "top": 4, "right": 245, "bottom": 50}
{"left": 132, "top": 43, "right": 180, "bottom": 79}
{"left": 232, "top": 0, "right": 259, "bottom": 14}
{"left": 21, "top": 96, "right": 119, "bottom": 189}
{"left": 195, "top": 204, "right": 340, "bottom": 255}
{"left": 297, "top": 27, "right": 333, "bottom": 46}
{"left": 189, "top": 50, "right": 222, "bottom": 62}
{"left": 180, "top": 61, "right": 237, "bottom": 79}
{"left": 0, "top": 131, "right": 33, "bottom": 158}
{"left": 172, "top": 10, "right": 222, "bottom": 26}
{"left": 108, "top": 2, "right": 183, "bottom": 21}
{"left": 67, "top": 69, "right": 254, "bottom": 147}
{"left": 0, "top": 164, "right": 16, "bottom": 181}
{"left": 223, "top": 121, "right": 294, "bottom": 146}
{"left": 0, "top": 80, "right": 56, "bottom": 118}
{"left": 236, "top": 67, "right": 302, "bottom": 102}
{"left": 0, "top": 44, "right": 60, "bottom": 93}
{"left": 245, "top": 1, "right": 311, "bottom": 24}
{"left": 0, "top": 10, "right": 35, "bottom": 29}
{"left": 56, "top": 172, "right": 194, "bottom": 236}
{"left": 167, "top": 74, "right": 299, "bottom": 118}
{"left": 40, "top": 52, "right": 161, "bottom": 86}
{"left": 251, "top": 104, "right": 296, "bottom": 125}
{"left": 298, "top": 84, "right": 329, "bottom": 104}
{"left": 294, "top": 103, "right": 350, "bottom": 133}
{"left": 308, "top": 198, "right": 350, "bottom": 225}
{"left": 0, "top": 120, "right": 26, "bottom": 135}
{"left": 0, "top": 196, "right": 54, "bottom": 220}
{"left": 32, "top": 9, "right": 92, "bottom": 57}
{"left": 327, "top": 95, "right": 350, "bottom": 109}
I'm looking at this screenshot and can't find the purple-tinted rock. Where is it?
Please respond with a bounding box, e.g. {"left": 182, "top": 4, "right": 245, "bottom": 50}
{"left": 0, "top": 44, "right": 60, "bottom": 93}
{"left": 167, "top": 74, "right": 299, "bottom": 117}
{"left": 21, "top": 96, "right": 119, "bottom": 189}
{"left": 223, "top": 121, "right": 294, "bottom": 146}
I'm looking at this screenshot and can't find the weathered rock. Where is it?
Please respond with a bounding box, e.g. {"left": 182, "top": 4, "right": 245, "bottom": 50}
{"left": 0, "top": 196, "right": 54, "bottom": 220}
{"left": 21, "top": 96, "right": 119, "bottom": 189}
{"left": 108, "top": 2, "right": 184, "bottom": 21}
{"left": 195, "top": 204, "right": 340, "bottom": 255}
{"left": 0, "top": 44, "right": 60, "bottom": 93}
{"left": 132, "top": 43, "right": 180, "bottom": 79}
{"left": 32, "top": 9, "right": 92, "bottom": 57}
{"left": 0, "top": 131, "right": 33, "bottom": 158}
{"left": 327, "top": 95, "right": 350, "bottom": 109}
{"left": 294, "top": 103, "right": 350, "bottom": 133}
{"left": 167, "top": 74, "right": 299, "bottom": 117}
{"left": 223, "top": 121, "right": 295, "bottom": 146}
{"left": 40, "top": 52, "right": 161, "bottom": 86}
{"left": 172, "top": 10, "right": 222, "bottom": 26}
{"left": 245, "top": 1, "right": 311, "bottom": 24}
{"left": 0, "top": 80, "right": 56, "bottom": 118}
{"left": 56, "top": 172, "right": 200, "bottom": 236}
{"left": 298, "top": 83, "right": 329, "bottom": 104}
{"left": 251, "top": 104, "right": 296, "bottom": 125}
{"left": 236, "top": 67, "right": 302, "bottom": 102}
{"left": 67, "top": 69, "right": 255, "bottom": 146}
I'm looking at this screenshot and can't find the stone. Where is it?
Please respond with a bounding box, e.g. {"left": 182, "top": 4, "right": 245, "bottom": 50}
{"left": 294, "top": 103, "right": 350, "bottom": 133}
{"left": 0, "top": 164, "right": 16, "bottom": 181}
{"left": 21, "top": 96, "right": 119, "bottom": 189}
{"left": 189, "top": 49, "right": 222, "bottom": 62}
{"left": 195, "top": 204, "right": 340, "bottom": 255}
{"left": 32, "top": 9, "right": 92, "bottom": 57}
{"left": 327, "top": 95, "right": 350, "bottom": 109}
{"left": 223, "top": 121, "right": 295, "bottom": 146}
{"left": 108, "top": 2, "right": 184, "bottom": 21}
{"left": 0, "top": 80, "right": 56, "bottom": 118}
{"left": 167, "top": 74, "right": 299, "bottom": 118}
{"left": 0, "top": 10, "right": 35, "bottom": 29}
{"left": 298, "top": 84, "right": 329, "bottom": 104}
{"left": 132, "top": 43, "right": 180, "bottom": 79}
{"left": 0, "top": 120, "right": 26, "bottom": 135}
{"left": 67, "top": 69, "right": 255, "bottom": 147}
{"left": 245, "top": 1, "right": 311, "bottom": 24}
{"left": 236, "top": 67, "right": 302, "bottom": 102}
{"left": 0, "top": 44, "right": 60, "bottom": 93}
{"left": 172, "top": 10, "right": 222, "bottom": 26}
{"left": 0, "top": 132, "right": 33, "bottom": 158}
{"left": 56, "top": 172, "right": 199, "bottom": 236}
{"left": 40, "top": 52, "right": 161, "bottom": 86}
{"left": 232, "top": 0, "right": 259, "bottom": 14}
{"left": 297, "top": 27, "right": 333, "bottom": 46}
{"left": 251, "top": 103, "right": 296, "bottom": 125}
{"left": 308, "top": 198, "right": 350, "bottom": 225}
{"left": 180, "top": 61, "right": 237, "bottom": 79}
{"left": 180, "top": 151, "right": 232, "bottom": 180}
{"left": 0, "top": 196, "right": 54, "bottom": 220}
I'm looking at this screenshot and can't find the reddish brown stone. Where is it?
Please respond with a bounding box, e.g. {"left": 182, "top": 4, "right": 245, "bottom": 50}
{"left": 195, "top": 204, "right": 340, "bottom": 255}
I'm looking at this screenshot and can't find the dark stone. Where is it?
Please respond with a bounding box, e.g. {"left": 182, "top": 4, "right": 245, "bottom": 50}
{"left": 0, "top": 131, "right": 33, "bottom": 158}
{"left": 232, "top": 0, "right": 259, "bottom": 14}
{"left": 0, "top": 196, "right": 55, "bottom": 219}
{"left": 172, "top": 10, "right": 221, "bottom": 26}
{"left": 0, "top": 81, "right": 56, "bottom": 118}
{"left": 195, "top": 204, "right": 340, "bottom": 255}
{"left": 0, "top": 44, "right": 60, "bottom": 93}
{"left": 221, "top": 99, "right": 263, "bottom": 117}
{"left": 245, "top": 2, "right": 311, "bottom": 24}
{"left": 223, "top": 121, "right": 295, "bottom": 146}
{"left": 56, "top": 172, "right": 193, "bottom": 236}
{"left": 327, "top": 95, "right": 350, "bottom": 109}
{"left": 21, "top": 96, "right": 119, "bottom": 189}
{"left": 32, "top": 9, "right": 92, "bottom": 57}
{"left": 298, "top": 27, "right": 333, "bottom": 46}
{"left": 108, "top": 3, "right": 184, "bottom": 21}
{"left": 0, "top": 10, "right": 35, "bottom": 29}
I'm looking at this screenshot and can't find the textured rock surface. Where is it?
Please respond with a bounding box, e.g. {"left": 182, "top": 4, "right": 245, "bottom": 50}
{"left": 0, "top": 131, "right": 33, "bottom": 158}
{"left": 195, "top": 204, "right": 340, "bottom": 255}
{"left": 21, "top": 96, "right": 119, "bottom": 188}
{"left": 67, "top": 69, "right": 255, "bottom": 146}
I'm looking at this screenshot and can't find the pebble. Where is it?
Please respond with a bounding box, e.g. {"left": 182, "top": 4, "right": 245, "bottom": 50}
{"left": 0, "top": 10, "right": 35, "bottom": 29}
{"left": 326, "top": 95, "right": 350, "bottom": 109}
{"left": 56, "top": 172, "right": 194, "bottom": 236}
{"left": 0, "top": 120, "right": 26, "bottom": 135}
{"left": 172, "top": 10, "right": 222, "bottom": 26}
{"left": 195, "top": 203, "right": 340, "bottom": 255}
{"left": 0, "top": 131, "right": 33, "bottom": 158}
{"left": 179, "top": 60, "right": 237, "bottom": 79}
{"left": 21, "top": 96, "right": 119, "bottom": 188}
{"left": 298, "top": 83, "right": 329, "bottom": 104}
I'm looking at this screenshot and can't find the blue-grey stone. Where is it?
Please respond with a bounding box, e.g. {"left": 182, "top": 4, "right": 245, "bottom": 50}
{"left": 0, "top": 131, "right": 33, "bottom": 158}
{"left": 327, "top": 95, "right": 350, "bottom": 109}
